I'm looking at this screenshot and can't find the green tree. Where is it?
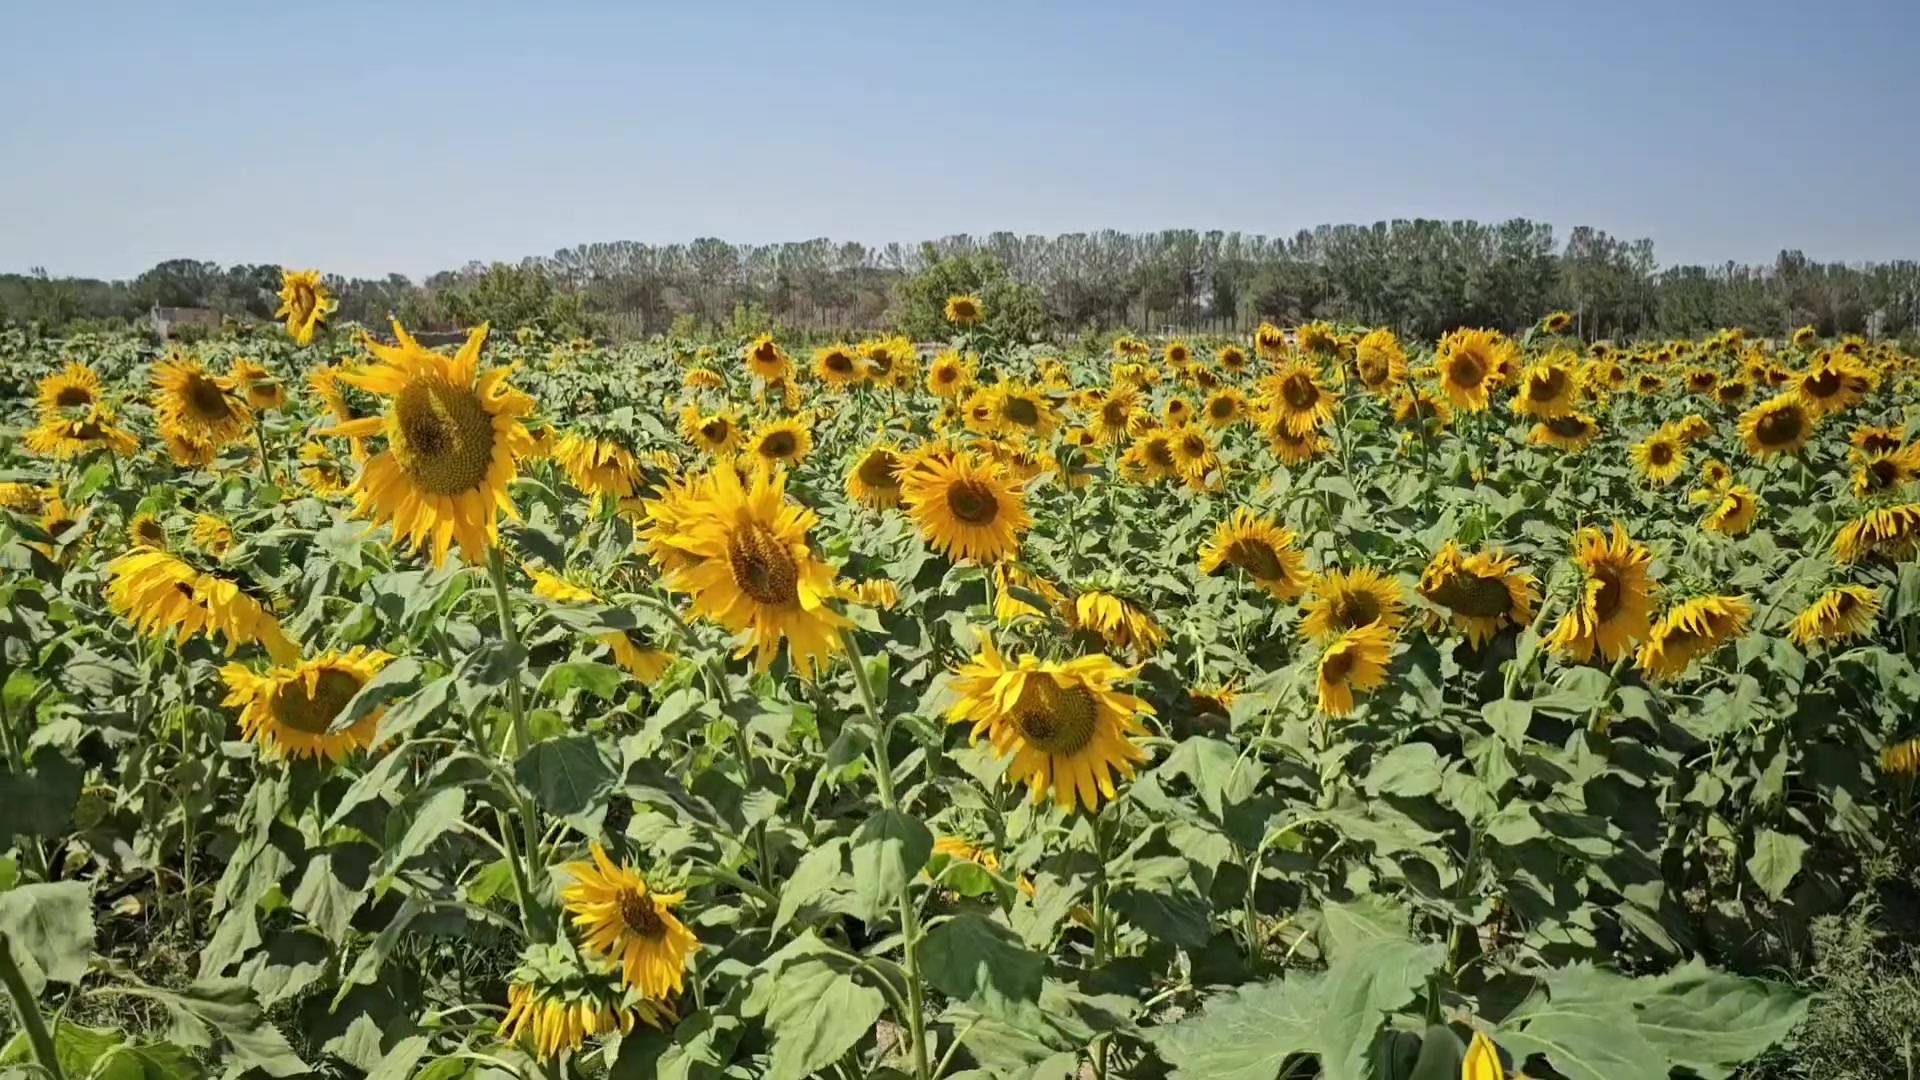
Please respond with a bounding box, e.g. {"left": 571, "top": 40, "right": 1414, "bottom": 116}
{"left": 888, "top": 248, "right": 1048, "bottom": 341}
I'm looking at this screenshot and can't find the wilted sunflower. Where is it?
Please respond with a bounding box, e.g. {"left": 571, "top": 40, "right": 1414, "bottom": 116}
{"left": 220, "top": 647, "right": 394, "bottom": 761}
{"left": 1528, "top": 413, "right": 1599, "bottom": 453}
{"left": 1788, "top": 585, "right": 1880, "bottom": 647}
{"left": 1637, "top": 596, "right": 1753, "bottom": 680}
{"left": 1300, "top": 566, "right": 1406, "bottom": 642}
{"left": 1253, "top": 322, "right": 1287, "bottom": 359}
{"left": 1700, "top": 459, "right": 1732, "bottom": 489}
{"left": 501, "top": 979, "right": 671, "bottom": 1063}
{"left": 1168, "top": 426, "right": 1218, "bottom": 486}
{"left": 1202, "top": 387, "right": 1247, "bottom": 429}
{"left": 927, "top": 350, "right": 975, "bottom": 398}
{"left": 1418, "top": 541, "right": 1537, "bottom": 648}
{"left": 24, "top": 408, "right": 139, "bottom": 460}
{"left": 1547, "top": 524, "right": 1658, "bottom": 662}
{"left": 1216, "top": 344, "right": 1250, "bottom": 373}
{"left": 1316, "top": 623, "right": 1395, "bottom": 717}
{"left": 946, "top": 639, "right": 1153, "bottom": 812}
{"left": 153, "top": 355, "right": 253, "bottom": 449}
{"left": 1681, "top": 368, "right": 1719, "bottom": 396}
{"left": 275, "top": 269, "right": 336, "bottom": 345}
{"left": 1851, "top": 425, "right": 1905, "bottom": 456}
{"left": 555, "top": 433, "right": 641, "bottom": 500}
{"left": 1510, "top": 359, "right": 1578, "bottom": 419}
{"left": 1852, "top": 446, "right": 1920, "bottom": 498}
{"left": 1792, "top": 358, "right": 1871, "bottom": 415}
{"left": 1695, "top": 484, "right": 1761, "bottom": 536}
{"left": 1265, "top": 420, "right": 1327, "bottom": 464}
{"left": 945, "top": 295, "right": 984, "bottom": 327}
{"left": 744, "top": 333, "right": 791, "bottom": 382}
{"left": 1714, "top": 378, "right": 1752, "bottom": 407}
{"left": 1434, "top": 328, "right": 1513, "bottom": 412}
{"left": 1121, "top": 429, "right": 1182, "bottom": 483}
{"left": 104, "top": 549, "right": 299, "bottom": 661}
{"left": 745, "top": 416, "right": 815, "bottom": 469}
{"left": 899, "top": 451, "right": 1030, "bottom": 563}
{"left": 1791, "top": 325, "right": 1819, "bottom": 348}
{"left": 1541, "top": 310, "right": 1573, "bottom": 335}
{"left": 812, "top": 343, "right": 863, "bottom": 387}
{"left": 838, "top": 578, "right": 901, "bottom": 611}
{"left": 128, "top": 513, "right": 167, "bottom": 550}
{"left": 682, "top": 367, "right": 725, "bottom": 391}
{"left": 164, "top": 431, "right": 217, "bottom": 468}
{"left": 1259, "top": 358, "right": 1337, "bottom": 435}
{"left": 0, "top": 483, "right": 50, "bottom": 515}
{"left": 1352, "top": 329, "right": 1407, "bottom": 394}
{"left": 36, "top": 361, "right": 102, "bottom": 415}
{"left": 1738, "top": 395, "right": 1816, "bottom": 457}
{"left": 1631, "top": 431, "right": 1687, "bottom": 485}
{"left": 229, "top": 359, "right": 285, "bottom": 410}
{"left": 1199, "top": 509, "right": 1308, "bottom": 600}
{"left": 1833, "top": 504, "right": 1920, "bottom": 563}
{"left": 846, "top": 444, "right": 905, "bottom": 510}
{"left": 191, "top": 514, "right": 234, "bottom": 556}
{"left": 994, "top": 562, "right": 1068, "bottom": 625}
{"left": 1072, "top": 590, "right": 1166, "bottom": 656}
{"left": 560, "top": 842, "right": 699, "bottom": 999}
{"left": 322, "top": 322, "right": 535, "bottom": 566}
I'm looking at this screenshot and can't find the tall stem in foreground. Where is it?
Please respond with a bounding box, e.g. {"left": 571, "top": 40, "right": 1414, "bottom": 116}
{"left": 0, "top": 940, "right": 64, "bottom": 1080}
{"left": 839, "top": 628, "right": 932, "bottom": 1080}
{"left": 485, "top": 546, "right": 550, "bottom": 941}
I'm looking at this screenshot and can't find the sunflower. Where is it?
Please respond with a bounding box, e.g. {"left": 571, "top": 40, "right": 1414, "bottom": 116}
{"left": 1299, "top": 566, "right": 1406, "bottom": 642}
{"left": 1852, "top": 447, "right": 1920, "bottom": 498}
{"left": 191, "top": 514, "right": 234, "bottom": 556}
{"left": 1168, "top": 426, "right": 1218, "bottom": 485}
{"left": 1087, "top": 386, "right": 1142, "bottom": 445}
{"left": 1681, "top": 368, "right": 1719, "bottom": 396}
{"left": 1792, "top": 358, "right": 1871, "bottom": 415}
{"left": 560, "top": 842, "right": 698, "bottom": 999}
{"left": 682, "top": 367, "right": 724, "bottom": 391}
{"left": 297, "top": 441, "right": 350, "bottom": 495}
{"left": 1418, "top": 542, "right": 1537, "bottom": 648}
{"left": 1113, "top": 336, "right": 1150, "bottom": 359}
{"left": 899, "top": 451, "right": 1030, "bottom": 563}
{"left": 1072, "top": 590, "right": 1166, "bottom": 656}
{"left": 1738, "top": 396, "right": 1816, "bottom": 457}
{"left": 838, "top": 578, "right": 901, "bottom": 611}
{"left": 859, "top": 337, "right": 917, "bottom": 386}
{"left": 305, "top": 362, "right": 364, "bottom": 439}
{"left": 24, "top": 408, "right": 139, "bottom": 460}
{"left": 229, "top": 359, "right": 285, "bottom": 410}
{"left": 104, "top": 550, "right": 299, "bottom": 662}
{"left": 1259, "top": 358, "right": 1337, "bottom": 435}
{"left": 649, "top": 463, "right": 849, "bottom": 677}
{"left": 1637, "top": 596, "right": 1753, "bottom": 680}
{"left": 0, "top": 484, "right": 51, "bottom": 515}
{"left": 927, "top": 350, "right": 975, "bottom": 398}
{"left": 1186, "top": 680, "right": 1239, "bottom": 717}
{"left": 500, "top": 979, "right": 671, "bottom": 1062}
{"left": 528, "top": 569, "right": 675, "bottom": 683}
{"left": 994, "top": 563, "right": 1068, "bottom": 625}
{"left": 36, "top": 361, "right": 102, "bottom": 415}
{"left": 1389, "top": 386, "right": 1453, "bottom": 431}
{"left": 1631, "top": 432, "right": 1687, "bottom": 485}
{"left": 152, "top": 355, "right": 253, "bottom": 448}
{"left": 1788, "top": 585, "right": 1879, "bottom": 647}
{"left": 1527, "top": 413, "right": 1599, "bottom": 453}
{"left": 681, "top": 408, "right": 743, "bottom": 456}
{"left": 1463, "top": 1031, "right": 1505, "bottom": 1080}
{"left": 1352, "top": 329, "right": 1407, "bottom": 394}
{"left": 812, "top": 343, "right": 863, "bottom": 387}
{"left": 220, "top": 647, "right": 394, "bottom": 761}
{"left": 554, "top": 433, "right": 640, "bottom": 500}
{"left": 1164, "top": 340, "right": 1193, "bottom": 366}
{"left": 1121, "top": 430, "right": 1182, "bottom": 483}
{"left": 275, "top": 269, "right": 336, "bottom": 346}
{"left": 1541, "top": 311, "right": 1573, "bottom": 335}
{"left": 1510, "top": 359, "right": 1578, "bottom": 419}
{"left": 945, "top": 639, "right": 1153, "bottom": 812}
{"left": 1265, "top": 421, "right": 1327, "bottom": 464}
{"left": 164, "top": 431, "right": 218, "bottom": 468}
{"left": 744, "top": 334, "right": 791, "bottom": 381}
{"left": 1851, "top": 425, "right": 1905, "bottom": 456}
{"left": 945, "top": 295, "right": 984, "bottom": 327}
{"left": 1254, "top": 323, "right": 1288, "bottom": 359}
{"left": 1791, "top": 326, "right": 1819, "bottom": 348}
{"left": 1199, "top": 509, "right": 1308, "bottom": 600}
{"left": 1714, "top": 378, "right": 1752, "bottom": 407}
{"left": 1695, "top": 484, "right": 1761, "bottom": 536}
{"left": 1163, "top": 396, "right": 1194, "bottom": 428}
{"left": 744, "top": 416, "right": 814, "bottom": 469}
{"left": 994, "top": 382, "right": 1058, "bottom": 438}
{"left": 1833, "top": 504, "right": 1920, "bottom": 563}
{"left": 1880, "top": 739, "right": 1920, "bottom": 777}
{"left": 1434, "top": 328, "right": 1513, "bottom": 412}
{"left": 1316, "top": 623, "right": 1395, "bottom": 717}
{"left": 846, "top": 444, "right": 905, "bottom": 510}
{"left": 1216, "top": 344, "right": 1250, "bottom": 373}
{"left": 1202, "top": 388, "right": 1247, "bottom": 429}
{"left": 1700, "top": 460, "right": 1732, "bottom": 489}
{"left": 1547, "top": 524, "right": 1658, "bottom": 662}
{"left": 1295, "top": 322, "right": 1339, "bottom": 356}
{"left": 128, "top": 513, "right": 167, "bottom": 549}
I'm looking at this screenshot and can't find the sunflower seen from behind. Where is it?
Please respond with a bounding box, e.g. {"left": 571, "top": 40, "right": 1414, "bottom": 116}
{"left": 1199, "top": 508, "right": 1309, "bottom": 600}
{"left": 229, "top": 358, "right": 285, "bottom": 410}
{"left": 220, "top": 647, "right": 394, "bottom": 762}
{"left": 275, "top": 269, "right": 336, "bottom": 345}
{"left": 1833, "top": 504, "right": 1920, "bottom": 563}
{"left": 1071, "top": 588, "right": 1166, "bottom": 657}
{"left": 899, "top": 449, "right": 1030, "bottom": 564}
{"left": 500, "top": 975, "right": 672, "bottom": 1063}
{"left": 560, "top": 842, "right": 698, "bottom": 1000}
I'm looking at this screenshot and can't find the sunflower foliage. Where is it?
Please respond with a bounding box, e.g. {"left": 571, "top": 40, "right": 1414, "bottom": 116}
{"left": 2, "top": 304, "right": 1915, "bottom": 1080}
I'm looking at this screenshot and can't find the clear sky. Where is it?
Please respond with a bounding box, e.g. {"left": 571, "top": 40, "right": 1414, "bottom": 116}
{"left": 3, "top": 0, "right": 1915, "bottom": 280}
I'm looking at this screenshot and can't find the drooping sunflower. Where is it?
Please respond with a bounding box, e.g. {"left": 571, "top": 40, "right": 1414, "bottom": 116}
{"left": 1258, "top": 358, "right": 1338, "bottom": 435}
{"left": 743, "top": 333, "right": 791, "bottom": 382}
{"left": 36, "top": 361, "right": 103, "bottom": 416}
{"left": 164, "top": 431, "right": 217, "bottom": 468}
{"left": 812, "top": 343, "right": 864, "bottom": 388}
{"left": 104, "top": 549, "right": 300, "bottom": 662}
{"left": 846, "top": 444, "right": 906, "bottom": 510}
{"left": 1417, "top": 541, "right": 1537, "bottom": 648}
{"left": 560, "top": 842, "right": 699, "bottom": 999}
{"left": 1299, "top": 566, "right": 1406, "bottom": 642}
{"left": 1851, "top": 425, "right": 1905, "bottom": 456}
{"left": 744, "top": 416, "right": 815, "bottom": 469}
{"left": 1198, "top": 509, "right": 1308, "bottom": 600}
{"left": 1434, "top": 328, "right": 1514, "bottom": 412}
{"left": 1510, "top": 359, "right": 1579, "bottom": 419}
{"left": 945, "top": 639, "right": 1153, "bottom": 812}
{"left": 500, "top": 978, "right": 672, "bottom": 1063}
{"left": 1352, "top": 329, "right": 1407, "bottom": 394}
{"left": 1788, "top": 585, "right": 1880, "bottom": 647}
{"left": 1390, "top": 386, "right": 1453, "bottom": 431}
{"left": 554, "top": 433, "right": 641, "bottom": 500}
{"left": 1546, "top": 524, "right": 1658, "bottom": 662}
{"left": 128, "top": 513, "right": 167, "bottom": 550}
{"left": 1633, "top": 372, "right": 1666, "bottom": 396}
{"left": 927, "top": 350, "right": 975, "bottom": 399}
{"left": 1681, "top": 368, "right": 1719, "bottom": 396}
{"left": 229, "top": 359, "right": 285, "bottom": 410}
{"left": 1113, "top": 336, "right": 1150, "bottom": 360}
{"left": 1254, "top": 322, "right": 1288, "bottom": 359}
{"left": 650, "top": 463, "right": 849, "bottom": 677}
{"left": 859, "top": 336, "right": 917, "bottom": 386}
{"left": 24, "top": 408, "right": 139, "bottom": 460}
{"left": 1216, "top": 344, "right": 1250, "bottom": 374}
{"left": 1852, "top": 446, "right": 1920, "bottom": 498}
{"left": 297, "top": 441, "right": 351, "bottom": 496}
{"left": 1791, "top": 325, "right": 1819, "bottom": 348}
{"left": 1316, "top": 623, "right": 1396, "bottom": 717}
{"left": 152, "top": 355, "right": 253, "bottom": 449}
{"left": 1088, "top": 386, "right": 1142, "bottom": 445}
{"left": 1880, "top": 739, "right": 1920, "bottom": 777}
{"left": 1167, "top": 425, "right": 1218, "bottom": 486}
{"left": 275, "top": 269, "right": 336, "bottom": 345}
{"left": 1541, "top": 311, "right": 1573, "bottom": 335}
{"left": 994, "top": 562, "right": 1068, "bottom": 625}
{"left": 191, "top": 514, "right": 234, "bottom": 556}
{"left": 1833, "top": 504, "right": 1920, "bottom": 563}
{"left": 1202, "top": 387, "right": 1248, "bottom": 429}
{"left": 1121, "top": 429, "right": 1182, "bottom": 483}
{"left": 0, "top": 483, "right": 50, "bottom": 516}
{"left": 898, "top": 451, "right": 1030, "bottom": 564}
{"left": 1637, "top": 595, "right": 1753, "bottom": 680}
{"left": 1071, "top": 590, "right": 1166, "bottom": 656}
{"left": 1265, "top": 420, "right": 1327, "bottom": 464}
{"left": 1695, "top": 483, "right": 1761, "bottom": 536}
{"left": 220, "top": 647, "right": 395, "bottom": 761}
{"left": 322, "top": 321, "right": 536, "bottom": 566}
{"left": 1630, "top": 431, "right": 1687, "bottom": 485}
{"left": 683, "top": 367, "right": 725, "bottom": 391}
{"left": 1528, "top": 413, "right": 1599, "bottom": 453}
{"left": 528, "top": 568, "right": 675, "bottom": 684}
{"left": 1738, "top": 395, "right": 1817, "bottom": 457}
{"left": 837, "top": 577, "right": 901, "bottom": 611}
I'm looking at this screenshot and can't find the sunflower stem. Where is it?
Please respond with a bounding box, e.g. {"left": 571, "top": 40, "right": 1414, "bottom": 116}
{"left": 254, "top": 421, "right": 274, "bottom": 487}
{"left": 485, "top": 546, "right": 550, "bottom": 943}
{"left": 838, "top": 628, "right": 932, "bottom": 1080}
{"left": 0, "top": 935, "right": 64, "bottom": 1080}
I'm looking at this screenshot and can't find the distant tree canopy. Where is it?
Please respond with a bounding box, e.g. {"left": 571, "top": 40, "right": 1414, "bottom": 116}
{"left": 6, "top": 221, "right": 1919, "bottom": 344}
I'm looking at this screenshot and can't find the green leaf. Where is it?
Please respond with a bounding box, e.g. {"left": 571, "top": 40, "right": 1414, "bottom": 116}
{"left": 1158, "top": 736, "right": 1256, "bottom": 820}
{"left": 849, "top": 809, "right": 932, "bottom": 919}
{"left": 1317, "top": 896, "right": 1410, "bottom": 963}
{"left": 1112, "top": 885, "right": 1212, "bottom": 948}
{"left": 745, "top": 942, "right": 886, "bottom": 1080}
{"left": 382, "top": 787, "right": 466, "bottom": 876}
{"left": 330, "top": 656, "right": 423, "bottom": 733}
{"left": 0, "top": 747, "right": 82, "bottom": 836}
{"left": 1481, "top": 699, "right": 1533, "bottom": 743}
{"left": 1363, "top": 743, "right": 1445, "bottom": 798}
{"left": 373, "top": 674, "right": 455, "bottom": 745}
{"left": 1635, "top": 960, "right": 1809, "bottom": 1079}
{"left": 1497, "top": 967, "right": 1668, "bottom": 1080}
{"left": 773, "top": 838, "right": 848, "bottom": 936}
{"left": 132, "top": 979, "right": 310, "bottom": 1077}
{"left": 1744, "top": 828, "right": 1807, "bottom": 901}
{"left": 1317, "top": 938, "right": 1444, "bottom": 1080}
{"left": 918, "top": 913, "right": 1046, "bottom": 1015}
{"left": 539, "top": 660, "right": 626, "bottom": 701}
{"left": 0, "top": 881, "right": 93, "bottom": 990}
{"left": 326, "top": 742, "right": 424, "bottom": 829}
{"left": 1153, "top": 973, "right": 1321, "bottom": 1080}
{"left": 515, "top": 733, "right": 616, "bottom": 817}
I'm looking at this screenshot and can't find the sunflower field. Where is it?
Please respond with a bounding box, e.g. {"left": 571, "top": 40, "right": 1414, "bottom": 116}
{"left": 2, "top": 274, "right": 1918, "bottom": 1080}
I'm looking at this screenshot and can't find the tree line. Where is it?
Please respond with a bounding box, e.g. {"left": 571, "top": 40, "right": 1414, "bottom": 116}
{"left": 5, "top": 221, "right": 1919, "bottom": 344}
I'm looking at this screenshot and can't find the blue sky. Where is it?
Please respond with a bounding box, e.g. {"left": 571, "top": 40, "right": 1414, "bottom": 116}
{"left": 3, "top": 0, "right": 1915, "bottom": 279}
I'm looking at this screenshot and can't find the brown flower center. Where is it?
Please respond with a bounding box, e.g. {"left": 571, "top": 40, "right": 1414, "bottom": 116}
{"left": 945, "top": 480, "right": 1000, "bottom": 525}
{"left": 1327, "top": 589, "right": 1382, "bottom": 630}
{"left": 183, "top": 373, "right": 235, "bottom": 422}
{"left": 55, "top": 385, "right": 93, "bottom": 408}
{"left": 1755, "top": 406, "right": 1805, "bottom": 446}
{"left": 1282, "top": 374, "right": 1319, "bottom": 410}
{"left": 759, "top": 431, "right": 797, "bottom": 458}
{"left": 1001, "top": 396, "right": 1040, "bottom": 427}
{"left": 617, "top": 887, "right": 667, "bottom": 939}
{"left": 270, "top": 668, "right": 364, "bottom": 736}
{"left": 1649, "top": 442, "right": 1674, "bottom": 467}
{"left": 1527, "top": 368, "right": 1568, "bottom": 400}
{"left": 1009, "top": 680, "right": 1099, "bottom": 755}
{"left": 1226, "top": 539, "right": 1285, "bottom": 581}
{"left": 389, "top": 377, "right": 497, "bottom": 496}
{"left": 726, "top": 523, "right": 799, "bottom": 606}
{"left": 857, "top": 450, "right": 901, "bottom": 490}
{"left": 1447, "top": 354, "right": 1486, "bottom": 388}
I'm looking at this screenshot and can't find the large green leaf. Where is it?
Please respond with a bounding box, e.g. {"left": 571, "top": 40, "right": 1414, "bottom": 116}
{"left": 130, "top": 978, "right": 309, "bottom": 1077}
{"left": 1744, "top": 828, "right": 1807, "bottom": 901}
{"left": 515, "top": 732, "right": 616, "bottom": 817}
{"left": 849, "top": 808, "right": 931, "bottom": 919}
{"left": 382, "top": 787, "right": 467, "bottom": 877}
{"left": 773, "top": 838, "right": 849, "bottom": 936}
{"left": 1635, "top": 960, "right": 1810, "bottom": 1080}
{"left": 0, "top": 747, "right": 81, "bottom": 836}
{"left": 1363, "top": 743, "right": 1445, "bottom": 798}
{"left": 918, "top": 913, "right": 1046, "bottom": 1015}
{"left": 0, "top": 880, "right": 93, "bottom": 991}
{"left": 1153, "top": 972, "right": 1322, "bottom": 1080}
{"left": 1317, "top": 939, "right": 1445, "bottom": 1080}
{"left": 1496, "top": 966, "right": 1667, "bottom": 1080}
{"left": 1, "top": 1021, "right": 204, "bottom": 1080}
{"left": 743, "top": 936, "right": 886, "bottom": 1080}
